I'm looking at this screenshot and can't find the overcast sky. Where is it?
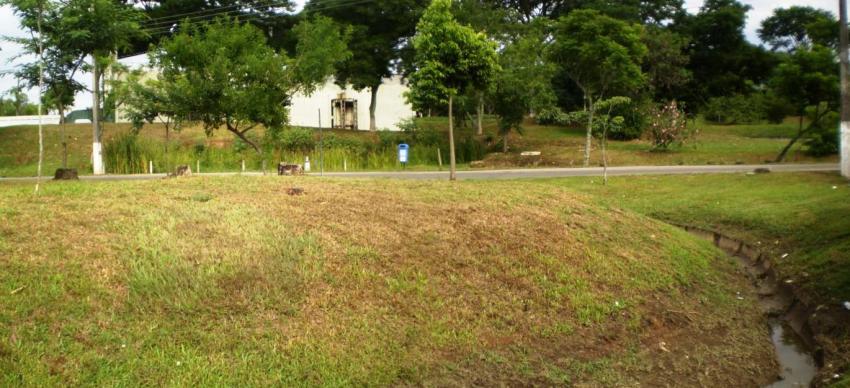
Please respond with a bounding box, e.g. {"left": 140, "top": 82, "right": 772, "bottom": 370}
{"left": 0, "top": 0, "right": 841, "bottom": 112}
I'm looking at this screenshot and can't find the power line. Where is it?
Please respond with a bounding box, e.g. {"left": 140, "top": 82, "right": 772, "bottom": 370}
{"left": 142, "top": 0, "right": 376, "bottom": 35}
{"left": 142, "top": 0, "right": 363, "bottom": 28}
{"left": 143, "top": 0, "right": 292, "bottom": 28}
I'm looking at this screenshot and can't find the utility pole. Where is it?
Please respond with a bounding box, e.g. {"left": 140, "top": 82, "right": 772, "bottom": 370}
{"left": 318, "top": 108, "right": 324, "bottom": 176}
{"left": 841, "top": 0, "right": 850, "bottom": 177}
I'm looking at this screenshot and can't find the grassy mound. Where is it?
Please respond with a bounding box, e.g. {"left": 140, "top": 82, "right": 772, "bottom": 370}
{"left": 0, "top": 178, "right": 775, "bottom": 386}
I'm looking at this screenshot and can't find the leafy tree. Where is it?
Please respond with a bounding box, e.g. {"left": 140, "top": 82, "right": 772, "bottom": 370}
{"left": 759, "top": 6, "right": 837, "bottom": 51}
{"left": 304, "top": 0, "right": 427, "bottom": 131}
{"left": 152, "top": 16, "right": 350, "bottom": 153}
{"left": 594, "top": 96, "right": 630, "bottom": 184}
{"left": 641, "top": 26, "right": 690, "bottom": 102}
{"left": 581, "top": 0, "right": 684, "bottom": 25}
{"left": 482, "top": 0, "right": 684, "bottom": 24}
{"left": 126, "top": 0, "right": 299, "bottom": 54}
{"left": 548, "top": 9, "right": 646, "bottom": 166}
{"left": 119, "top": 73, "right": 184, "bottom": 169}
{"left": 4, "top": 0, "right": 85, "bottom": 125}
{"left": 769, "top": 44, "right": 839, "bottom": 161}
{"left": 490, "top": 21, "right": 556, "bottom": 151}
{"left": 2, "top": 85, "right": 33, "bottom": 116}
{"left": 59, "top": 0, "right": 145, "bottom": 174}
{"left": 407, "top": 0, "right": 499, "bottom": 180}
{"left": 675, "top": 0, "right": 776, "bottom": 105}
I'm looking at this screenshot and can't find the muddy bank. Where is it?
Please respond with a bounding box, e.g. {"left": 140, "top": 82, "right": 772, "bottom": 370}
{"left": 675, "top": 224, "right": 849, "bottom": 387}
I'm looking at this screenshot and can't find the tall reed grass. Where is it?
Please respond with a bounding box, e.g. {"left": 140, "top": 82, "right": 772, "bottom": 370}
{"left": 103, "top": 127, "right": 488, "bottom": 174}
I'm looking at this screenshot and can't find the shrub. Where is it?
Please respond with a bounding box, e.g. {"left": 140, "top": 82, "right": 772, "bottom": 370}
{"left": 537, "top": 102, "right": 646, "bottom": 140}
{"left": 703, "top": 94, "right": 766, "bottom": 124}
{"left": 536, "top": 107, "right": 569, "bottom": 125}
{"left": 279, "top": 127, "right": 316, "bottom": 151}
{"left": 647, "top": 101, "right": 695, "bottom": 150}
{"left": 804, "top": 112, "right": 839, "bottom": 156}
{"left": 605, "top": 99, "right": 648, "bottom": 140}
{"left": 763, "top": 94, "right": 793, "bottom": 124}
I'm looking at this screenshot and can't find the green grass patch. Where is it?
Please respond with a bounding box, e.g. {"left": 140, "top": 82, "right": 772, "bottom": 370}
{"left": 0, "top": 176, "right": 777, "bottom": 385}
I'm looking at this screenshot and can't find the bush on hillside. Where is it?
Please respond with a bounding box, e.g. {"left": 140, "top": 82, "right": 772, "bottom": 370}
{"left": 536, "top": 101, "right": 647, "bottom": 140}
{"left": 647, "top": 100, "right": 696, "bottom": 150}
{"left": 703, "top": 94, "right": 760, "bottom": 124}
{"left": 804, "top": 111, "right": 839, "bottom": 156}
{"left": 535, "top": 107, "right": 569, "bottom": 125}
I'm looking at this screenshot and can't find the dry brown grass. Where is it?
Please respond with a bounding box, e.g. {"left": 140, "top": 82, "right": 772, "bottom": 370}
{"left": 0, "top": 177, "right": 776, "bottom": 385}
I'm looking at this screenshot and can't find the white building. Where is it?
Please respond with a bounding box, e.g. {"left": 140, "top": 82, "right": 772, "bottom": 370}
{"left": 289, "top": 76, "right": 414, "bottom": 131}
{"left": 114, "top": 69, "right": 415, "bottom": 131}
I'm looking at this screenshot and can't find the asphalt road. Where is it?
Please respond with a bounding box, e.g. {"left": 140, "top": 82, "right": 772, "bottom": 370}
{"left": 0, "top": 163, "right": 839, "bottom": 183}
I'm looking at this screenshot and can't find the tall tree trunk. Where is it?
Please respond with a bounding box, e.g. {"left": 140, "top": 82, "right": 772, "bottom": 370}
{"left": 449, "top": 94, "right": 456, "bottom": 181}
{"left": 58, "top": 105, "right": 67, "bottom": 168}
{"left": 840, "top": 0, "right": 850, "bottom": 177}
{"left": 92, "top": 57, "right": 104, "bottom": 175}
{"left": 584, "top": 96, "right": 594, "bottom": 167}
{"left": 602, "top": 119, "right": 609, "bottom": 185}
{"left": 226, "top": 124, "right": 261, "bottom": 154}
{"left": 35, "top": 9, "right": 43, "bottom": 194}
{"left": 369, "top": 84, "right": 379, "bottom": 131}
{"left": 476, "top": 95, "right": 484, "bottom": 136}
{"left": 165, "top": 124, "right": 170, "bottom": 171}
{"left": 775, "top": 130, "right": 811, "bottom": 163}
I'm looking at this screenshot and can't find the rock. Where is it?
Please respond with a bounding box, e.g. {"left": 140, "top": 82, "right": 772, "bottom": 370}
{"left": 286, "top": 187, "right": 304, "bottom": 196}
{"left": 53, "top": 168, "right": 78, "bottom": 180}
{"left": 753, "top": 167, "right": 771, "bottom": 174}
{"left": 469, "top": 160, "right": 485, "bottom": 168}
{"left": 278, "top": 163, "right": 302, "bottom": 176}
{"left": 167, "top": 165, "right": 192, "bottom": 178}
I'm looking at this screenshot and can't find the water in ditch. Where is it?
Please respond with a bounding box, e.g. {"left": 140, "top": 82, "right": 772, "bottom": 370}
{"left": 678, "top": 225, "right": 820, "bottom": 387}
{"left": 765, "top": 320, "right": 817, "bottom": 387}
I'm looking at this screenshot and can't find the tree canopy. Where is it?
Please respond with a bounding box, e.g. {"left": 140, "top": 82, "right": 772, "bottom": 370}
{"left": 548, "top": 9, "right": 646, "bottom": 165}
{"left": 406, "top": 0, "right": 499, "bottom": 179}
{"left": 759, "top": 6, "right": 837, "bottom": 51}
{"left": 151, "top": 17, "right": 350, "bottom": 152}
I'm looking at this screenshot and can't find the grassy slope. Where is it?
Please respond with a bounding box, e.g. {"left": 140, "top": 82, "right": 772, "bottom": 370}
{"left": 0, "top": 116, "right": 837, "bottom": 177}
{"left": 539, "top": 172, "right": 850, "bottom": 383}
{"left": 494, "top": 117, "right": 837, "bottom": 167}
{"left": 0, "top": 177, "right": 774, "bottom": 386}
{"left": 543, "top": 172, "right": 850, "bottom": 304}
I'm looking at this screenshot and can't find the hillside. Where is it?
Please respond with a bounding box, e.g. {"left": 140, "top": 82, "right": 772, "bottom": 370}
{"left": 0, "top": 177, "right": 776, "bottom": 386}
{"left": 0, "top": 117, "right": 838, "bottom": 177}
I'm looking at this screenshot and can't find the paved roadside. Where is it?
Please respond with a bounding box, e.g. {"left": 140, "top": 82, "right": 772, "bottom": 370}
{"left": 0, "top": 163, "right": 839, "bottom": 183}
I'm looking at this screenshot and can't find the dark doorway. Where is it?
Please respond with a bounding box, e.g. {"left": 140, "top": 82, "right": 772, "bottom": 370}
{"left": 332, "top": 98, "right": 358, "bottom": 130}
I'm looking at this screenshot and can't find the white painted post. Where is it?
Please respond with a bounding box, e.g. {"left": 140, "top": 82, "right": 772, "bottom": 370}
{"left": 149, "top": 160, "right": 153, "bottom": 174}
{"left": 196, "top": 160, "right": 200, "bottom": 175}
{"left": 343, "top": 158, "right": 347, "bottom": 172}
{"left": 841, "top": 0, "right": 850, "bottom": 177}
{"left": 241, "top": 159, "right": 246, "bottom": 173}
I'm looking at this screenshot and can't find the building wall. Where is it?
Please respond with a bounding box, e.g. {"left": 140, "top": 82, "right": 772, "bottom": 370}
{"left": 113, "top": 70, "right": 415, "bottom": 131}
{"left": 289, "top": 76, "right": 414, "bottom": 131}
{"left": 0, "top": 115, "right": 61, "bottom": 128}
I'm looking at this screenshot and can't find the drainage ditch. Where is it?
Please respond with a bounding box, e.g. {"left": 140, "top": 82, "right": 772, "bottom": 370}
{"left": 677, "top": 225, "right": 821, "bottom": 387}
